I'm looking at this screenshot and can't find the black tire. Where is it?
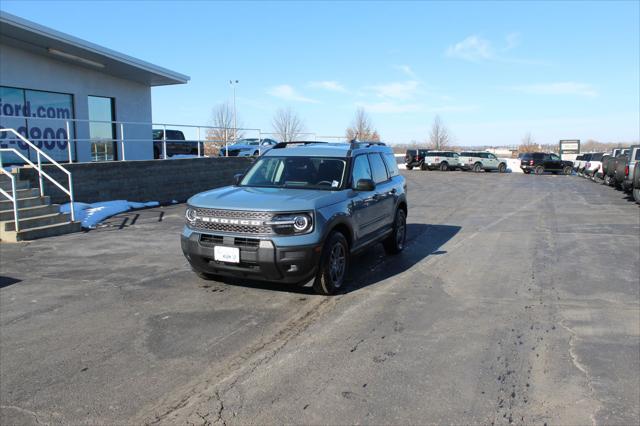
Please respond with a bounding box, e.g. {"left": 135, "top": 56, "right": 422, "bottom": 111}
{"left": 534, "top": 165, "right": 544, "bottom": 175}
{"left": 473, "top": 162, "right": 483, "bottom": 173}
{"left": 604, "top": 175, "right": 612, "bottom": 185}
{"left": 420, "top": 162, "right": 428, "bottom": 171}
{"left": 523, "top": 170, "right": 531, "bottom": 174}
{"left": 383, "top": 209, "right": 407, "bottom": 255}
{"left": 633, "top": 188, "right": 640, "bottom": 204}
{"left": 313, "top": 232, "right": 349, "bottom": 295}
{"left": 563, "top": 166, "right": 572, "bottom": 175}
{"left": 498, "top": 163, "right": 507, "bottom": 173}
{"left": 439, "top": 162, "right": 449, "bottom": 172}
{"left": 406, "top": 165, "right": 413, "bottom": 170}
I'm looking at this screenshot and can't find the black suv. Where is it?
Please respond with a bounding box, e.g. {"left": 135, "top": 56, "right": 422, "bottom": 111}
{"left": 182, "top": 141, "right": 408, "bottom": 295}
{"left": 520, "top": 152, "right": 573, "bottom": 175}
{"left": 405, "top": 149, "right": 429, "bottom": 170}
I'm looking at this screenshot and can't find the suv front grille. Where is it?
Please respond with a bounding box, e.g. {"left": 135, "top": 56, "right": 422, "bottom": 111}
{"left": 193, "top": 208, "right": 274, "bottom": 234}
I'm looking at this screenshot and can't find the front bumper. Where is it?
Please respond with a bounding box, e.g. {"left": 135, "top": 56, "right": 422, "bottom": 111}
{"left": 181, "top": 229, "right": 321, "bottom": 284}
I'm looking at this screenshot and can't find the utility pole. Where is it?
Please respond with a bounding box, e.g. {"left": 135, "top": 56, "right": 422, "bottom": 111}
{"left": 230, "top": 80, "right": 239, "bottom": 141}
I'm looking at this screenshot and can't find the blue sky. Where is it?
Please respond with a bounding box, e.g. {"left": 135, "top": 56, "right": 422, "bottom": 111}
{"left": 2, "top": 0, "right": 639, "bottom": 146}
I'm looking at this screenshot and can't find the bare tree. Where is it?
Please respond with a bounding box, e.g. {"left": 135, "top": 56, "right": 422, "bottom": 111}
{"left": 427, "top": 115, "right": 452, "bottom": 149}
{"left": 518, "top": 132, "right": 539, "bottom": 153}
{"left": 272, "top": 107, "right": 305, "bottom": 142}
{"left": 204, "top": 102, "right": 244, "bottom": 155}
{"left": 345, "top": 108, "right": 380, "bottom": 141}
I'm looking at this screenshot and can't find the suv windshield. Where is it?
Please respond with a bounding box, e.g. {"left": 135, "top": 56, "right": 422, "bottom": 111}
{"left": 240, "top": 156, "right": 347, "bottom": 190}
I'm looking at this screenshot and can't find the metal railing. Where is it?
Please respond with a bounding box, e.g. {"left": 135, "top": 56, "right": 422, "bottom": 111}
{"left": 0, "top": 128, "right": 75, "bottom": 231}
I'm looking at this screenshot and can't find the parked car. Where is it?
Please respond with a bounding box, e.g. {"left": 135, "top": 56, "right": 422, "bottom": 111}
{"left": 633, "top": 160, "right": 640, "bottom": 204}
{"left": 576, "top": 153, "right": 593, "bottom": 176}
{"left": 459, "top": 151, "right": 507, "bottom": 173}
{"left": 583, "top": 153, "right": 605, "bottom": 180}
{"left": 420, "top": 151, "right": 461, "bottom": 171}
{"left": 612, "top": 152, "right": 630, "bottom": 189}
{"left": 520, "top": 152, "right": 573, "bottom": 175}
{"left": 404, "top": 149, "right": 430, "bottom": 170}
{"left": 182, "top": 141, "right": 407, "bottom": 295}
{"left": 622, "top": 145, "right": 640, "bottom": 192}
{"left": 573, "top": 154, "right": 585, "bottom": 174}
{"left": 152, "top": 129, "right": 201, "bottom": 159}
{"left": 218, "top": 138, "right": 278, "bottom": 157}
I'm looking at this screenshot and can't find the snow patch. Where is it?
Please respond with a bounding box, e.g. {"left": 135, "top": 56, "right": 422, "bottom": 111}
{"left": 60, "top": 200, "right": 159, "bottom": 229}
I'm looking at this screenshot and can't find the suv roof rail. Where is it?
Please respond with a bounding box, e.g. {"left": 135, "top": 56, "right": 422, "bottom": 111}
{"left": 272, "top": 141, "right": 328, "bottom": 149}
{"left": 349, "top": 141, "right": 387, "bottom": 149}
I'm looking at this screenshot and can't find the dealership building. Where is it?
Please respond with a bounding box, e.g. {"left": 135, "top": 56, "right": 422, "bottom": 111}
{"left": 0, "top": 11, "right": 189, "bottom": 163}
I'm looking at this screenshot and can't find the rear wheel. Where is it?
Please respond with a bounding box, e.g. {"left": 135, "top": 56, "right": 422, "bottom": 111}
{"left": 498, "top": 163, "right": 507, "bottom": 173}
{"left": 420, "top": 162, "right": 428, "bottom": 171}
{"left": 473, "top": 162, "right": 483, "bottom": 173}
{"left": 313, "top": 232, "right": 349, "bottom": 295}
{"left": 406, "top": 165, "right": 413, "bottom": 170}
{"left": 523, "top": 170, "right": 531, "bottom": 175}
{"left": 439, "top": 162, "right": 449, "bottom": 171}
{"left": 535, "top": 165, "right": 544, "bottom": 175}
{"left": 633, "top": 188, "right": 640, "bottom": 204}
{"left": 563, "top": 166, "right": 572, "bottom": 175}
{"left": 604, "top": 175, "right": 612, "bottom": 185}
{"left": 383, "top": 209, "right": 407, "bottom": 255}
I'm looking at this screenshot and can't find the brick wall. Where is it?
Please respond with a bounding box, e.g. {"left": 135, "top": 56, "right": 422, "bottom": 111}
{"left": 18, "top": 157, "right": 254, "bottom": 204}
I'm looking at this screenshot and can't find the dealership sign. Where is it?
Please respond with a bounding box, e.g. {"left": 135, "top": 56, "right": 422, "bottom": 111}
{"left": 0, "top": 86, "right": 75, "bottom": 163}
{"left": 559, "top": 139, "right": 580, "bottom": 154}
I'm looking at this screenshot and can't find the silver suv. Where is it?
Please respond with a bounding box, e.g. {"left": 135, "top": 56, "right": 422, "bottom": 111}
{"left": 459, "top": 151, "right": 507, "bottom": 173}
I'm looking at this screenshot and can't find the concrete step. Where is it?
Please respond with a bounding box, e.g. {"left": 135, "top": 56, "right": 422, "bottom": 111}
{"left": 0, "top": 221, "right": 82, "bottom": 242}
{"left": 0, "top": 180, "right": 30, "bottom": 191}
{"left": 0, "top": 188, "right": 40, "bottom": 201}
{"left": 0, "top": 204, "right": 58, "bottom": 221}
{"left": 2, "top": 212, "right": 71, "bottom": 232}
{"left": 0, "top": 195, "right": 49, "bottom": 210}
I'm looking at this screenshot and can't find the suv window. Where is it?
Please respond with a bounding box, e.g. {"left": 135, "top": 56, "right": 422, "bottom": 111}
{"left": 406, "top": 149, "right": 416, "bottom": 156}
{"left": 382, "top": 152, "right": 400, "bottom": 177}
{"left": 241, "top": 156, "right": 346, "bottom": 190}
{"left": 550, "top": 154, "right": 561, "bottom": 161}
{"left": 369, "top": 153, "right": 389, "bottom": 183}
{"left": 591, "top": 153, "right": 603, "bottom": 161}
{"left": 635, "top": 149, "right": 640, "bottom": 160}
{"left": 533, "top": 153, "right": 545, "bottom": 160}
{"left": 352, "top": 155, "right": 372, "bottom": 187}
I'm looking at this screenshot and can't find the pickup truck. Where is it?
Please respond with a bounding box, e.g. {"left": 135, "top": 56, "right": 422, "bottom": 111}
{"left": 153, "top": 129, "right": 201, "bottom": 159}
{"left": 633, "top": 159, "right": 640, "bottom": 204}
{"left": 582, "top": 153, "right": 605, "bottom": 181}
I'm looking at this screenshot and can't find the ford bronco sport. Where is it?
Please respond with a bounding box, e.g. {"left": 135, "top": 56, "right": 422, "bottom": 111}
{"left": 181, "top": 141, "right": 408, "bottom": 295}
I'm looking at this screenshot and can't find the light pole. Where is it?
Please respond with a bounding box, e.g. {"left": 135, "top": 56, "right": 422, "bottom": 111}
{"left": 230, "top": 80, "right": 239, "bottom": 141}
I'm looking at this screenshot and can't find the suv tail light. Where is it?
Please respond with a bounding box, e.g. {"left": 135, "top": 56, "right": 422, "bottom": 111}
{"left": 416, "top": 155, "right": 421, "bottom": 161}
{"left": 529, "top": 160, "right": 534, "bottom": 166}
{"left": 625, "top": 165, "right": 629, "bottom": 176}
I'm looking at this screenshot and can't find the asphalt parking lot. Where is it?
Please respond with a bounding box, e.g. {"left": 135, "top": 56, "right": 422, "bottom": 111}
{"left": 1, "top": 171, "right": 639, "bottom": 425}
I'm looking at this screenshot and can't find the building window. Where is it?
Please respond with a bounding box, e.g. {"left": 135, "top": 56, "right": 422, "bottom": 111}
{"left": 0, "top": 85, "right": 75, "bottom": 163}
{"left": 88, "top": 96, "right": 116, "bottom": 161}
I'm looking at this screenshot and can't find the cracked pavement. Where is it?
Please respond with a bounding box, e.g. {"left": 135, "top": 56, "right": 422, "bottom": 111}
{"left": 1, "top": 171, "right": 639, "bottom": 425}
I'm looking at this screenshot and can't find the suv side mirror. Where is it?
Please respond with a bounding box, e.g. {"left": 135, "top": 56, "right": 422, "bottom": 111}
{"left": 233, "top": 173, "right": 243, "bottom": 185}
{"left": 355, "top": 178, "right": 375, "bottom": 191}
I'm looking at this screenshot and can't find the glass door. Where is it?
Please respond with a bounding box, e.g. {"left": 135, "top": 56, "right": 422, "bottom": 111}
{"left": 88, "top": 96, "right": 116, "bottom": 161}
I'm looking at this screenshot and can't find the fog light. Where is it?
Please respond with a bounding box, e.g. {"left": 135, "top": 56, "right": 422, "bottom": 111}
{"left": 287, "top": 264, "right": 299, "bottom": 273}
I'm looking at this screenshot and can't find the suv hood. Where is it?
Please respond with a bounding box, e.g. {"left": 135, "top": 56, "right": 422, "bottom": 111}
{"left": 188, "top": 186, "right": 346, "bottom": 211}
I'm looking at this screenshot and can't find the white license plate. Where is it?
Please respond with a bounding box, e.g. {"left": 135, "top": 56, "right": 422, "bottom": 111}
{"left": 214, "top": 246, "right": 240, "bottom": 263}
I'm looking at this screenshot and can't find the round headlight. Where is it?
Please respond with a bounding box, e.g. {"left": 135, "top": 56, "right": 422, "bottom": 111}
{"left": 293, "top": 215, "right": 310, "bottom": 231}
{"left": 185, "top": 207, "right": 197, "bottom": 222}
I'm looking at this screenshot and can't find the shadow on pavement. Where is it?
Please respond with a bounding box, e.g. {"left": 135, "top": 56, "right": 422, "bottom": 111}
{"left": 0, "top": 276, "right": 22, "bottom": 289}
{"left": 211, "top": 223, "right": 461, "bottom": 295}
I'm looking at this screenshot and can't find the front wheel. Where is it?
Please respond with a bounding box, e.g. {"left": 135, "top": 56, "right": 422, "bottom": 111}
{"left": 498, "top": 163, "right": 507, "bottom": 173}
{"left": 383, "top": 209, "right": 407, "bottom": 255}
{"left": 534, "top": 165, "right": 544, "bottom": 175}
{"left": 406, "top": 165, "right": 413, "bottom": 170}
{"left": 563, "top": 166, "right": 572, "bottom": 175}
{"left": 420, "top": 162, "right": 428, "bottom": 171}
{"left": 313, "top": 232, "right": 349, "bottom": 295}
